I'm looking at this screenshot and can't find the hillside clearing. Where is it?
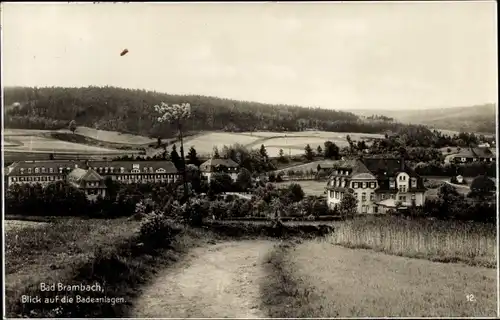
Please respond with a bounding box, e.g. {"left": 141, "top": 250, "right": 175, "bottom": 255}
{"left": 264, "top": 241, "right": 496, "bottom": 317}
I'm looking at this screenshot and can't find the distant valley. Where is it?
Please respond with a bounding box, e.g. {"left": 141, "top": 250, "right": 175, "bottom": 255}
{"left": 351, "top": 103, "right": 496, "bottom": 135}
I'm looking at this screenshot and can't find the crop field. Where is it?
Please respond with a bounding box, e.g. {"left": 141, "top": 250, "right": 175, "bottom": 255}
{"left": 167, "top": 132, "right": 264, "bottom": 155}
{"left": 167, "top": 131, "right": 384, "bottom": 157}
{"left": 74, "top": 126, "right": 157, "bottom": 145}
{"left": 2, "top": 135, "right": 126, "bottom": 154}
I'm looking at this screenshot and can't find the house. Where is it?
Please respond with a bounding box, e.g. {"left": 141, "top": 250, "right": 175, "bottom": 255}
{"left": 200, "top": 158, "right": 239, "bottom": 182}
{"left": 67, "top": 168, "right": 107, "bottom": 200}
{"left": 449, "top": 147, "right": 496, "bottom": 164}
{"left": 325, "top": 157, "right": 427, "bottom": 214}
{"left": 4, "top": 160, "right": 180, "bottom": 189}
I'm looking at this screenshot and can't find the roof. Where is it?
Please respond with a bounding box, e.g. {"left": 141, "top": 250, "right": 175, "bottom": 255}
{"left": 5, "top": 160, "right": 179, "bottom": 176}
{"left": 452, "top": 147, "right": 495, "bottom": 159}
{"left": 5, "top": 160, "right": 84, "bottom": 176}
{"left": 86, "top": 160, "right": 178, "bottom": 174}
{"left": 68, "top": 168, "right": 104, "bottom": 182}
{"left": 200, "top": 158, "right": 239, "bottom": 171}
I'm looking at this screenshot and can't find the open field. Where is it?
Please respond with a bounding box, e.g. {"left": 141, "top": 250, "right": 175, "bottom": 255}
{"left": 266, "top": 240, "right": 496, "bottom": 317}
{"left": 165, "top": 131, "right": 384, "bottom": 157}
{"left": 274, "top": 180, "right": 327, "bottom": 196}
{"left": 4, "top": 220, "right": 50, "bottom": 232}
{"left": 2, "top": 135, "right": 126, "bottom": 153}
{"left": 73, "top": 126, "right": 157, "bottom": 145}
{"left": 274, "top": 159, "right": 339, "bottom": 173}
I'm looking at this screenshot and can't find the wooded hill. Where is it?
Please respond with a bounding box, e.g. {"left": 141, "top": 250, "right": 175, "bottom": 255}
{"left": 351, "top": 103, "right": 496, "bottom": 134}
{"left": 5, "top": 86, "right": 416, "bottom": 138}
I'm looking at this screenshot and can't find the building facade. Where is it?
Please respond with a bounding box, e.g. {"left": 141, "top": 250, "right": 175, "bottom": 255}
{"left": 5, "top": 160, "right": 180, "bottom": 197}
{"left": 449, "top": 147, "right": 496, "bottom": 164}
{"left": 67, "top": 168, "right": 107, "bottom": 200}
{"left": 200, "top": 158, "right": 240, "bottom": 182}
{"left": 326, "top": 157, "right": 427, "bottom": 214}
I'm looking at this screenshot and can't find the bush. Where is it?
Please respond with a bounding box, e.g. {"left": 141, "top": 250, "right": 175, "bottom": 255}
{"left": 139, "top": 212, "right": 181, "bottom": 246}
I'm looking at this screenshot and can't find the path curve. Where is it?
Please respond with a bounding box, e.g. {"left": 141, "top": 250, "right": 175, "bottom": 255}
{"left": 131, "top": 240, "right": 275, "bottom": 318}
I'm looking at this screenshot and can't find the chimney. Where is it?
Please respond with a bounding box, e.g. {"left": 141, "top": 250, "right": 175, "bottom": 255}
{"left": 400, "top": 155, "right": 405, "bottom": 171}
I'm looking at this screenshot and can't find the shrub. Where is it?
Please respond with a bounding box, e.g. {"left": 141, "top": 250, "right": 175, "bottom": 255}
{"left": 139, "top": 212, "right": 181, "bottom": 246}
{"left": 209, "top": 200, "right": 229, "bottom": 220}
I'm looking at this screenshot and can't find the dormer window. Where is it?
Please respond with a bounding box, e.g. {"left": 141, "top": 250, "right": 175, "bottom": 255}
{"left": 41, "top": 168, "right": 46, "bottom": 173}
{"left": 120, "top": 167, "right": 125, "bottom": 173}
{"left": 20, "top": 168, "right": 25, "bottom": 174}
{"left": 49, "top": 168, "right": 54, "bottom": 173}
{"left": 411, "top": 178, "right": 417, "bottom": 188}
{"left": 150, "top": 167, "right": 154, "bottom": 172}
{"left": 28, "top": 168, "right": 32, "bottom": 174}
{"left": 105, "top": 167, "right": 109, "bottom": 173}
{"left": 34, "top": 168, "right": 39, "bottom": 173}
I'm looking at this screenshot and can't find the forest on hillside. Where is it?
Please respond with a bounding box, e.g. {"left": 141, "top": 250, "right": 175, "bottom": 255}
{"left": 5, "top": 86, "right": 412, "bottom": 138}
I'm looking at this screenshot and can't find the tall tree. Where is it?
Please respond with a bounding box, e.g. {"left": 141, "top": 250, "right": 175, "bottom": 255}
{"left": 324, "top": 141, "right": 340, "bottom": 159}
{"left": 304, "top": 144, "right": 314, "bottom": 161}
{"left": 187, "top": 146, "right": 201, "bottom": 167}
{"left": 213, "top": 146, "right": 220, "bottom": 159}
{"left": 170, "top": 144, "right": 181, "bottom": 169}
{"left": 316, "top": 145, "right": 323, "bottom": 156}
{"left": 259, "top": 144, "right": 269, "bottom": 161}
{"left": 69, "top": 120, "right": 77, "bottom": 134}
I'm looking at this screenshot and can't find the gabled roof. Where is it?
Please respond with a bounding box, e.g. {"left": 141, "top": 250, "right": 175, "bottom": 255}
{"left": 200, "top": 158, "right": 239, "bottom": 171}
{"left": 68, "top": 168, "right": 104, "bottom": 182}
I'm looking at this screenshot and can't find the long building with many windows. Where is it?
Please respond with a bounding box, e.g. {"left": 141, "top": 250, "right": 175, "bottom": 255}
{"left": 5, "top": 160, "right": 180, "bottom": 198}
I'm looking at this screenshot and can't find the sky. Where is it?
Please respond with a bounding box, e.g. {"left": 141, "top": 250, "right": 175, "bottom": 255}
{"left": 2, "top": 1, "right": 497, "bottom": 110}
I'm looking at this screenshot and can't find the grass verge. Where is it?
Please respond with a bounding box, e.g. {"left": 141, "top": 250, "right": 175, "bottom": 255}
{"left": 262, "top": 239, "right": 497, "bottom": 317}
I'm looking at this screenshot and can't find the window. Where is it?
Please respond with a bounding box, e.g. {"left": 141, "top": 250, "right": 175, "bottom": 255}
{"left": 374, "top": 206, "right": 378, "bottom": 213}
{"left": 411, "top": 178, "right": 417, "bottom": 188}
{"left": 381, "top": 194, "right": 386, "bottom": 200}
{"left": 120, "top": 167, "right": 125, "bottom": 173}
{"left": 28, "top": 168, "right": 32, "bottom": 174}
{"left": 343, "top": 180, "right": 347, "bottom": 188}
{"left": 41, "top": 168, "right": 46, "bottom": 173}
{"left": 354, "top": 193, "right": 358, "bottom": 199}
{"left": 50, "top": 176, "right": 54, "bottom": 181}
{"left": 12, "top": 177, "right": 17, "bottom": 182}
{"left": 20, "top": 168, "right": 25, "bottom": 174}
{"left": 105, "top": 167, "right": 109, "bottom": 173}
{"left": 49, "top": 168, "right": 54, "bottom": 173}
{"left": 391, "top": 194, "right": 396, "bottom": 199}
{"left": 389, "top": 181, "right": 395, "bottom": 188}
{"left": 362, "top": 205, "right": 367, "bottom": 213}
{"left": 329, "top": 191, "right": 333, "bottom": 198}
{"left": 35, "top": 168, "right": 39, "bottom": 173}
{"left": 131, "top": 169, "right": 140, "bottom": 173}
{"left": 370, "top": 193, "right": 374, "bottom": 201}
{"left": 362, "top": 182, "right": 366, "bottom": 188}
{"left": 361, "top": 192, "right": 366, "bottom": 201}
{"left": 411, "top": 194, "right": 416, "bottom": 200}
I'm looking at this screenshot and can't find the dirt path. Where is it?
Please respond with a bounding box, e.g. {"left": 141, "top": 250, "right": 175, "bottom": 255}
{"left": 131, "top": 240, "right": 275, "bottom": 318}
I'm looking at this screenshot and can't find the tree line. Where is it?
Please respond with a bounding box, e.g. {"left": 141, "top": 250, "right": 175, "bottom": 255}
{"left": 5, "top": 86, "right": 421, "bottom": 139}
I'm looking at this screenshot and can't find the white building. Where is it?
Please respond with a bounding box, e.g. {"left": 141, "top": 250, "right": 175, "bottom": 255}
{"left": 326, "top": 157, "right": 427, "bottom": 214}
{"left": 199, "top": 158, "right": 239, "bottom": 182}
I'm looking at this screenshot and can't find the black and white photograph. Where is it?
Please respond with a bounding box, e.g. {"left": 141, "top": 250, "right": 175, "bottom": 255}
{"left": 1, "top": 1, "right": 498, "bottom": 318}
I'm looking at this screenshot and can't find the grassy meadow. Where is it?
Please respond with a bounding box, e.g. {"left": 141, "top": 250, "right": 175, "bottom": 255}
{"left": 262, "top": 240, "right": 497, "bottom": 318}
{"left": 4, "top": 217, "right": 216, "bottom": 318}
{"left": 274, "top": 180, "right": 327, "bottom": 197}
